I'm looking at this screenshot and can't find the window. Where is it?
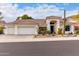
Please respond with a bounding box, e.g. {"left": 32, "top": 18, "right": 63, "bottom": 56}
{"left": 65, "top": 25, "right": 70, "bottom": 31}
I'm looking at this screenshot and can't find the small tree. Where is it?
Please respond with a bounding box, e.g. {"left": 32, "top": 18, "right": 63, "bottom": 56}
{"left": 16, "top": 14, "right": 33, "bottom": 20}
{"left": 21, "top": 15, "right": 28, "bottom": 19}
{"left": 17, "top": 15, "right": 33, "bottom": 20}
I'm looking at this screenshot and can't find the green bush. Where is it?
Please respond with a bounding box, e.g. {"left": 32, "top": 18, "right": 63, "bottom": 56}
{"left": 0, "top": 27, "right": 4, "bottom": 34}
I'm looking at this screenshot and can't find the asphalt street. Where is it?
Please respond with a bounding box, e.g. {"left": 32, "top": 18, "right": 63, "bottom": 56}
{"left": 0, "top": 40, "right": 79, "bottom": 56}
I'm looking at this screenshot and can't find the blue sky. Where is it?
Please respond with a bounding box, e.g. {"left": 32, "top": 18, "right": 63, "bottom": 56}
{"left": 17, "top": 3, "right": 79, "bottom": 11}
{"left": 0, "top": 3, "right": 79, "bottom": 22}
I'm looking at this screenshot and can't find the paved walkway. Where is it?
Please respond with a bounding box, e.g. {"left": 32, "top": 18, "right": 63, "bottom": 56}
{"left": 0, "top": 35, "right": 79, "bottom": 43}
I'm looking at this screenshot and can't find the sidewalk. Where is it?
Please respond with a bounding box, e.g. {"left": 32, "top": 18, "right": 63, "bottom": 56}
{"left": 0, "top": 35, "right": 79, "bottom": 43}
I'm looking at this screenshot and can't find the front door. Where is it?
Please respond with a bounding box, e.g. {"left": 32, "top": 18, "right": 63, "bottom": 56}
{"left": 50, "top": 21, "right": 56, "bottom": 33}
{"left": 50, "top": 26, "right": 54, "bottom": 33}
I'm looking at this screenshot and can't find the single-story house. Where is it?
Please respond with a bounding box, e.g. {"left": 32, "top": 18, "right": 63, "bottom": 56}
{"left": 2, "top": 16, "right": 79, "bottom": 35}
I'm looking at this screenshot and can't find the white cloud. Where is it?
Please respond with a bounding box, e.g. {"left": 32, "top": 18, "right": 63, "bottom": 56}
{"left": 0, "top": 3, "right": 24, "bottom": 22}
{"left": 24, "top": 4, "right": 63, "bottom": 19}
{"left": 0, "top": 3, "right": 79, "bottom": 22}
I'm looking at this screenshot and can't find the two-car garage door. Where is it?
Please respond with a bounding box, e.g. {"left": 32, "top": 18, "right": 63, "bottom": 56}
{"left": 4, "top": 26, "right": 38, "bottom": 35}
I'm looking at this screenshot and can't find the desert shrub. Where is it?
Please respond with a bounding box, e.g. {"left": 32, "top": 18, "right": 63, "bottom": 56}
{"left": 38, "top": 27, "right": 47, "bottom": 35}
{"left": 68, "top": 32, "right": 73, "bottom": 35}
{"left": 51, "top": 32, "right": 56, "bottom": 36}
{"left": 75, "top": 30, "right": 79, "bottom": 35}
{"left": 46, "top": 30, "right": 51, "bottom": 35}
{"left": 57, "top": 28, "right": 62, "bottom": 35}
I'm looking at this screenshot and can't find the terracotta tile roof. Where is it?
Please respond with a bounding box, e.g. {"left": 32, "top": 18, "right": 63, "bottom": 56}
{"left": 15, "top": 19, "right": 39, "bottom": 25}
{"left": 46, "top": 16, "right": 62, "bottom": 19}
{"left": 34, "top": 19, "right": 46, "bottom": 27}
{"left": 5, "top": 19, "right": 47, "bottom": 27}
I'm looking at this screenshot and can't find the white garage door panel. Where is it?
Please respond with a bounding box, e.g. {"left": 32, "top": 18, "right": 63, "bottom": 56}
{"left": 18, "top": 27, "right": 37, "bottom": 34}
{"left": 7, "top": 28, "right": 15, "bottom": 34}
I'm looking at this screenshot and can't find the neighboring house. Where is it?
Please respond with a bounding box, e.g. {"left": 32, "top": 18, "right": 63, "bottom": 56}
{"left": 67, "top": 17, "right": 79, "bottom": 34}
{"left": 3, "top": 16, "right": 79, "bottom": 35}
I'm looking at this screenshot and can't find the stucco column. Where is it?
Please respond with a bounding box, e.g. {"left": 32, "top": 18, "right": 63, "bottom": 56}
{"left": 71, "top": 25, "right": 74, "bottom": 34}
{"left": 15, "top": 25, "right": 18, "bottom": 35}
{"left": 56, "top": 20, "right": 60, "bottom": 34}
{"left": 4, "top": 25, "right": 8, "bottom": 35}
{"left": 47, "top": 21, "right": 50, "bottom": 31}
{"left": 35, "top": 25, "right": 38, "bottom": 35}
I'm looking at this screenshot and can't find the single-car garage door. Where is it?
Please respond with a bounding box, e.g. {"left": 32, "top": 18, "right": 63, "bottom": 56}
{"left": 7, "top": 27, "right": 15, "bottom": 34}
{"left": 18, "top": 27, "right": 38, "bottom": 35}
